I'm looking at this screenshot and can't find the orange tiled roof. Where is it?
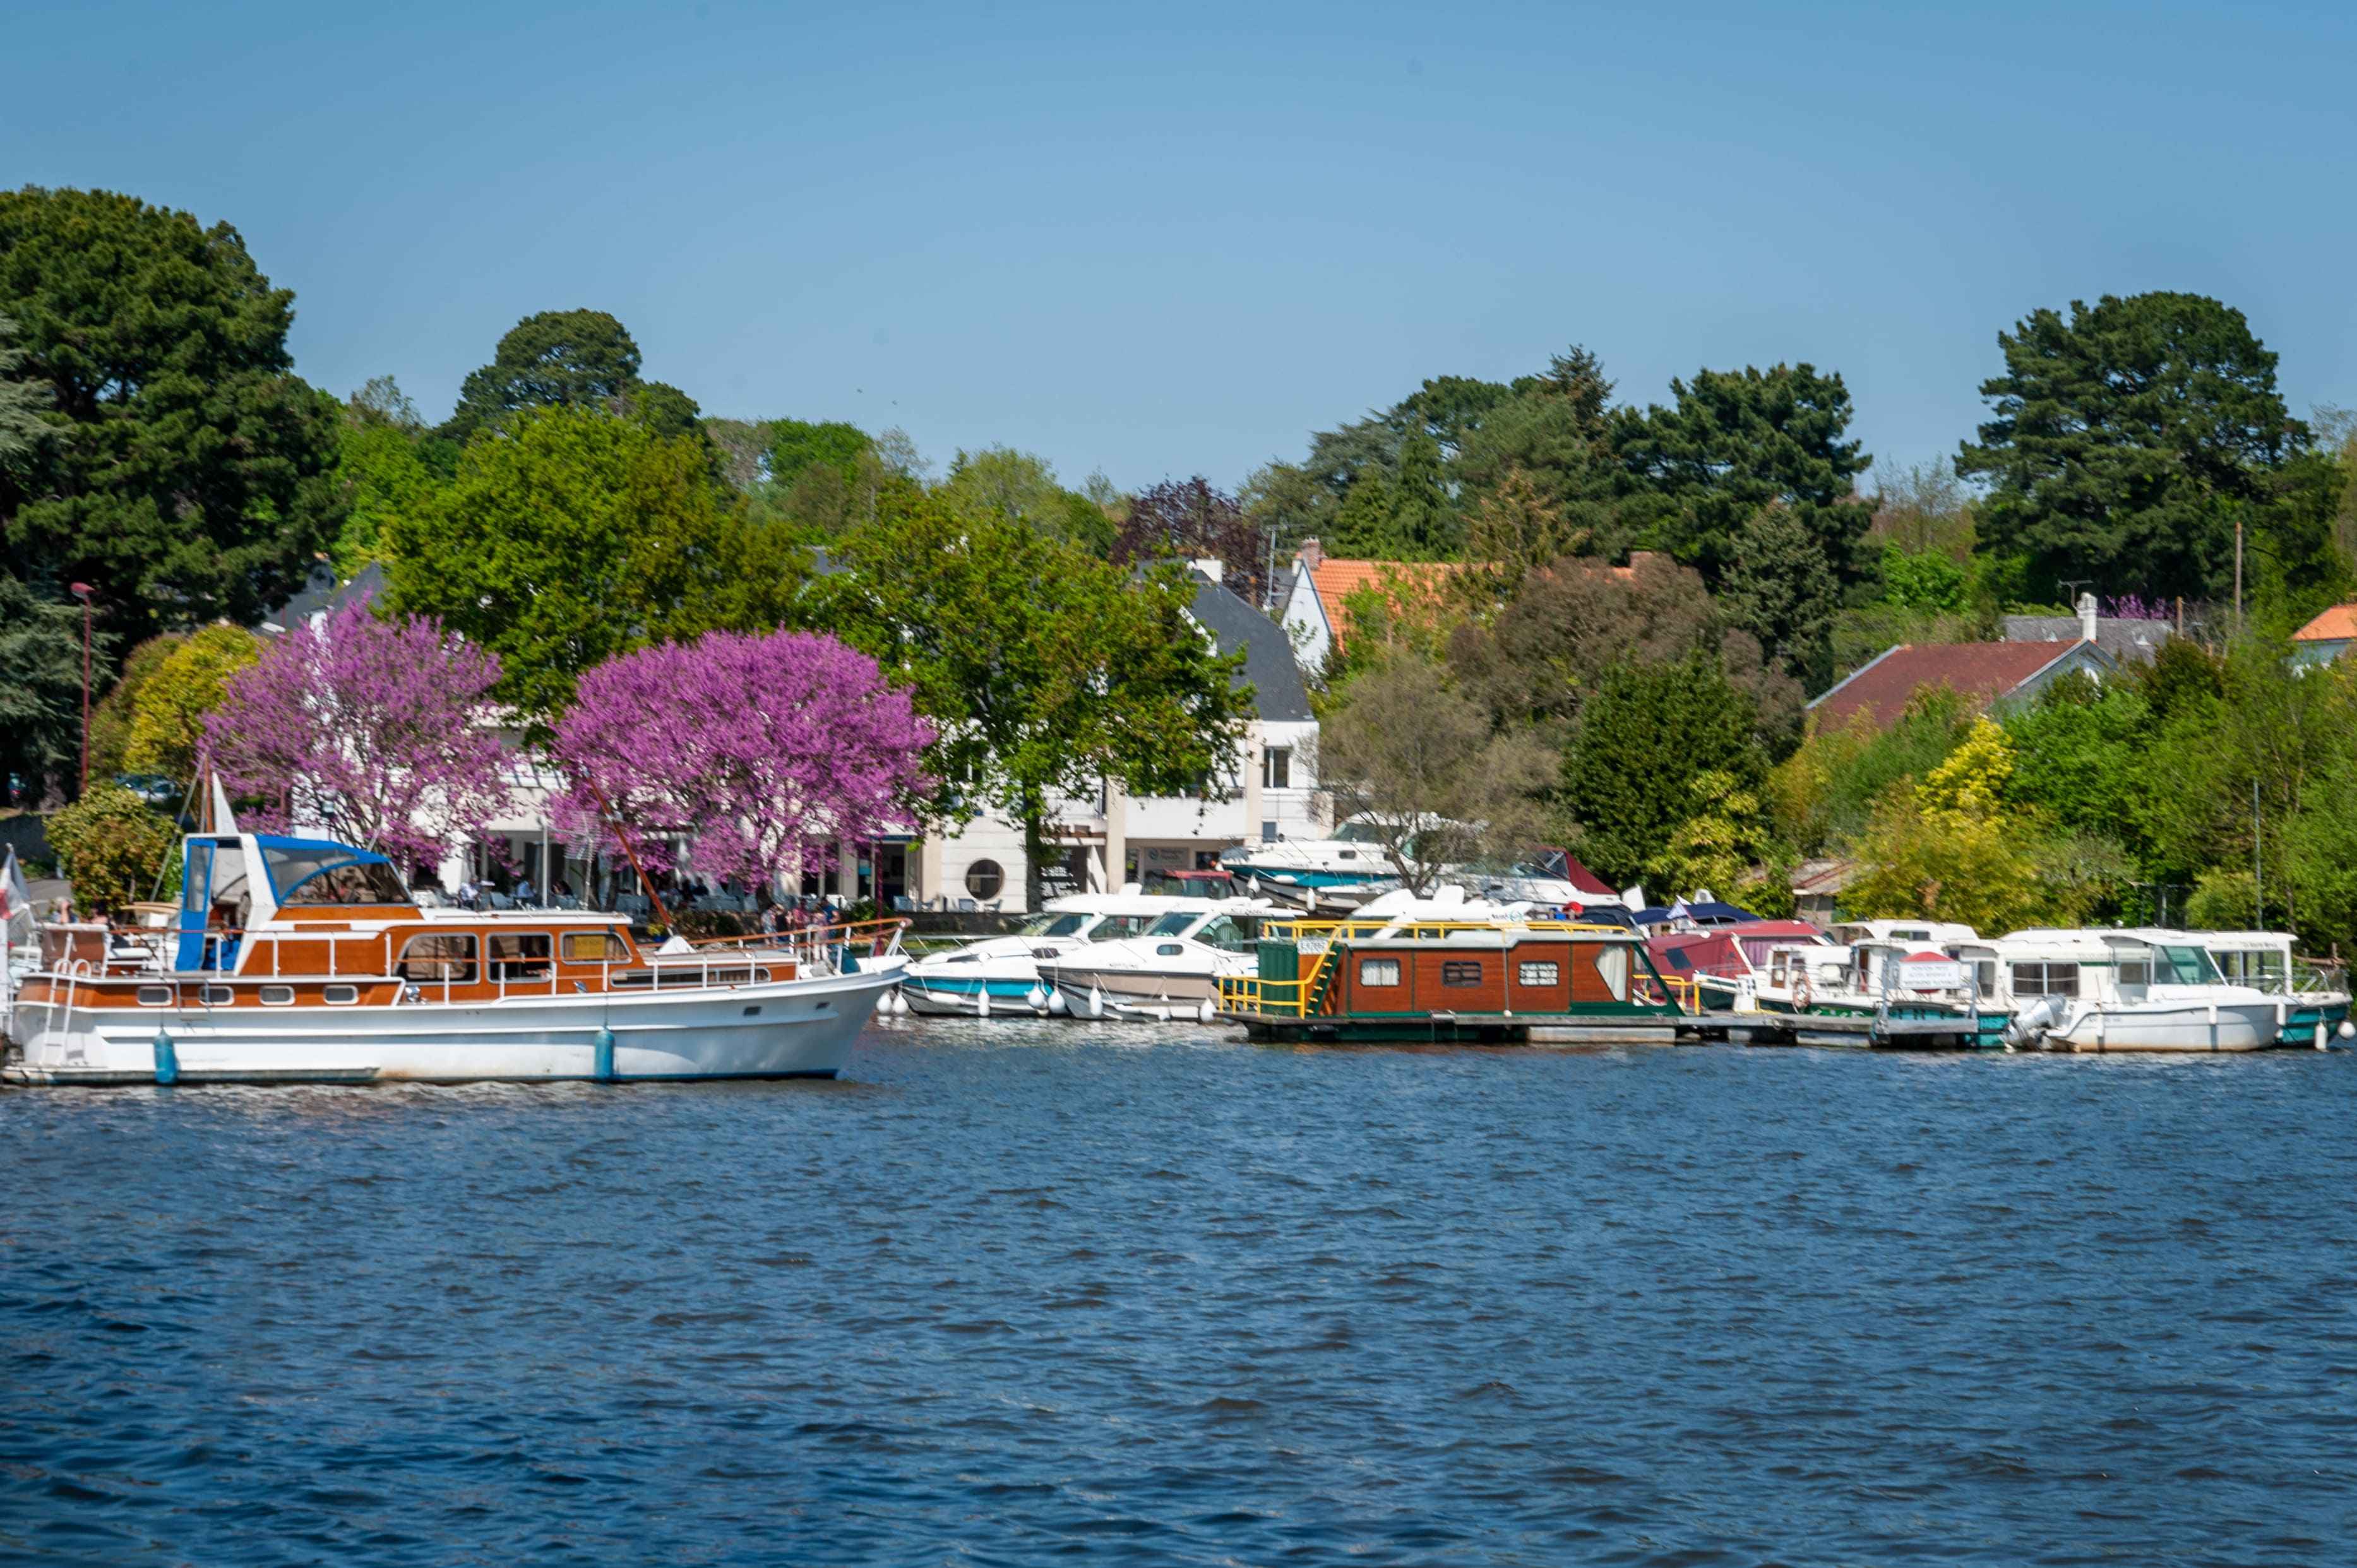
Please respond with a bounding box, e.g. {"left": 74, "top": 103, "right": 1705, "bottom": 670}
{"left": 2293, "top": 603, "right": 2357, "bottom": 643}
{"left": 1308, "top": 559, "right": 1461, "bottom": 648}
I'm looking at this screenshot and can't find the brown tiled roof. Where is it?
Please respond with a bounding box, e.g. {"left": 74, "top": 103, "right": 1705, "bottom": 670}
{"left": 2294, "top": 603, "right": 2357, "bottom": 643}
{"left": 1808, "top": 641, "right": 2089, "bottom": 732}
{"left": 1308, "top": 559, "right": 1462, "bottom": 649}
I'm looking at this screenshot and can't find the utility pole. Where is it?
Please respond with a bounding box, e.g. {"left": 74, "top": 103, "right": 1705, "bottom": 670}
{"left": 2253, "top": 778, "right": 2264, "bottom": 929}
{"left": 2235, "top": 514, "right": 2245, "bottom": 631}
{"left": 69, "top": 582, "right": 93, "bottom": 793}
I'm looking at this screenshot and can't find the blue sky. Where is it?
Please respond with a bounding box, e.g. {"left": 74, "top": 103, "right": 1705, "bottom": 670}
{"left": 9, "top": 1, "right": 2354, "bottom": 492}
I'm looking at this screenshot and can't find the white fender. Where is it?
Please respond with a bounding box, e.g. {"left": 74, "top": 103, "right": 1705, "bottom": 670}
{"left": 1047, "top": 989, "right": 1068, "bottom": 1016}
{"left": 1087, "top": 985, "right": 1104, "bottom": 1019}
{"left": 1197, "top": 998, "right": 1216, "bottom": 1024}
{"left": 1026, "top": 984, "right": 1047, "bottom": 1012}
{"left": 976, "top": 987, "right": 991, "bottom": 1018}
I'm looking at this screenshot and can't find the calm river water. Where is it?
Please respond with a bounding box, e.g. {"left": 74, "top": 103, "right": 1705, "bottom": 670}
{"left": 6, "top": 1021, "right": 2357, "bottom": 1565}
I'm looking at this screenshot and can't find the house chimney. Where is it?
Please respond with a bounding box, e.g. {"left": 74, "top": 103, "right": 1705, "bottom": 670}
{"left": 1294, "top": 537, "right": 1323, "bottom": 572}
{"left": 1192, "top": 557, "right": 1224, "bottom": 585}
{"left": 2077, "top": 591, "right": 2098, "bottom": 644}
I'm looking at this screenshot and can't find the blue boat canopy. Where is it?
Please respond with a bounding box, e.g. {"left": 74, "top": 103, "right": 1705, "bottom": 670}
{"left": 251, "top": 836, "right": 410, "bottom": 906}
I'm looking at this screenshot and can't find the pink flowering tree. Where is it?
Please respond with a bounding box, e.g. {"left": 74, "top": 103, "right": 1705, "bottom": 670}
{"left": 205, "top": 598, "right": 513, "bottom": 869}
{"left": 549, "top": 629, "right": 934, "bottom": 889}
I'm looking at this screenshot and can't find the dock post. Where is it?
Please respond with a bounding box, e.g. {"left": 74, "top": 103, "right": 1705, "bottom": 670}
{"left": 592, "top": 1026, "right": 617, "bottom": 1083}
{"left": 152, "top": 1030, "right": 179, "bottom": 1086}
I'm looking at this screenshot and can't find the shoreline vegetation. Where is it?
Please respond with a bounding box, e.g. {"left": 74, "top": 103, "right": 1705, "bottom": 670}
{"left": 6, "top": 187, "right": 2357, "bottom": 960}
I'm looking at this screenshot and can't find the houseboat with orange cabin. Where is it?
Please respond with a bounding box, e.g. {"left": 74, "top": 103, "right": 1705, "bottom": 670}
{"left": 2, "top": 829, "right": 906, "bottom": 1085}
{"left": 1216, "top": 891, "right": 1687, "bottom": 1043}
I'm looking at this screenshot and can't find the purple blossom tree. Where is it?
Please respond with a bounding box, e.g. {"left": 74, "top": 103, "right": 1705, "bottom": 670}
{"left": 549, "top": 630, "right": 934, "bottom": 889}
{"left": 205, "top": 598, "right": 513, "bottom": 869}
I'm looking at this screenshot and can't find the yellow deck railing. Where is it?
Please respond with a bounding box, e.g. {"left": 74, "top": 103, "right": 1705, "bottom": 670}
{"left": 1219, "top": 973, "right": 1313, "bottom": 1017}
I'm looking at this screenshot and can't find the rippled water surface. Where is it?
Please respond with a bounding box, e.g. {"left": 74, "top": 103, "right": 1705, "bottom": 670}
{"left": 8, "top": 1021, "right": 2357, "bottom": 1565}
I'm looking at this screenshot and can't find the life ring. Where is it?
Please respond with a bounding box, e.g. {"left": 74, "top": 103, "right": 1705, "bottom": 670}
{"left": 1793, "top": 971, "right": 1813, "bottom": 1010}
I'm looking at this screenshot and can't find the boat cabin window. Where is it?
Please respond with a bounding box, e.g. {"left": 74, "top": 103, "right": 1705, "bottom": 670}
{"left": 2011, "top": 960, "right": 2079, "bottom": 998}
{"left": 398, "top": 933, "right": 478, "bottom": 984}
{"left": 138, "top": 985, "right": 172, "bottom": 1007}
{"left": 2159, "top": 946, "right": 2221, "bottom": 985}
{"left": 2118, "top": 958, "right": 2152, "bottom": 987}
{"left": 1974, "top": 960, "right": 1996, "bottom": 995}
{"left": 2214, "top": 949, "right": 2286, "bottom": 989}
{"left": 1022, "top": 913, "right": 1090, "bottom": 939}
{"left": 267, "top": 845, "right": 410, "bottom": 906}
{"left": 1359, "top": 958, "right": 1401, "bottom": 987}
{"left": 1145, "top": 911, "right": 1199, "bottom": 937}
{"left": 1441, "top": 960, "right": 1483, "bottom": 987}
{"left": 1596, "top": 946, "right": 1630, "bottom": 1001}
{"left": 323, "top": 984, "right": 359, "bottom": 1006}
{"left": 260, "top": 985, "right": 295, "bottom": 1006}
{"left": 1155, "top": 943, "right": 1184, "bottom": 956}
{"left": 489, "top": 932, "right": 552, "bottom": 979}
{"left": 1196, "top": 916, "right": 1250, "bottom": 952}
{"left": 1517, "top": 960, "right": 1560, "bottom": 987}
{"left": 561, "top": 931, "right": 629, "bottom": 963}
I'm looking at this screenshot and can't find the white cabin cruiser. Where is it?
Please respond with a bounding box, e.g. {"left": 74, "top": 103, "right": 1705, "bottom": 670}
{"left": 1971, "top": 929, "right": 2293, "bottom": 1052}
{"left": 2189, "top": 930, "right": 2352, "bottom": 1045}
{"left": 897, "top": 892, "right": 1169, "bottom": 1018}
{"left": 1037, "top": 898, "right": 1277, "bottom": 1021}
{"left": 1219, "top": 826, "right": 1400, "bottom": 910}
{"left": 3, "top": 830, "right": 907, "bottom": 1084}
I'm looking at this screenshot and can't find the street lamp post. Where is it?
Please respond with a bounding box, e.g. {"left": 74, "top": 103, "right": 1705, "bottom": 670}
{"left": 69, "top": 582, "right": 93, "bottom": 793}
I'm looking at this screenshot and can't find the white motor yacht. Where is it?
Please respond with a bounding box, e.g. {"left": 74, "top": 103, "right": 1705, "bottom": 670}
{"left": 1037, "top": 898, "right": 1279, "bottom": 1021}
{"left": 4, "top": 829, "right": 905, "bottom": 1084}
{"left": 1971, "top": 929, "right": 2294, "bottom": 1052}
{"left": 896, "top": 892, "right": 1170, "bottom": 1018}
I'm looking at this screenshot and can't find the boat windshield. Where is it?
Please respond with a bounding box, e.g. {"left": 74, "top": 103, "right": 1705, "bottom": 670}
{"left": 1145, "top": 910, "right": 1200, "bottom": 937}
{"left": 1094, "top": 915, "right": 1150, "bottom": 939}
{"left": 2159, "top": 945, "right": 2224, "bottom": 985}
{"left": 265, "top": 845, "right": 411, "bottom": 906}
{"left": 1022, "top": 913, "right": 1091, "bottom": 938}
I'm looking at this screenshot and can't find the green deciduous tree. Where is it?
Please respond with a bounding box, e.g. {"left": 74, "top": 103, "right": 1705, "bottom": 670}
{"left": 88, "top": 632, "right": 184, "bottom": 783}
{"left": 1846, "top": 719, "right": 2053, "bottom": 934}
{"left": 1560, "top": 653, "right": 1767, "bottom": 885}
{"left": 385, "top": 406, "right": 803, "bottom": 719}
{"left": 0, "top": 187, "right": 344, "bottom": 646}
{"left": 442, "top": 309, "right": 643, "bottom": 442}
{"left": 1956, "top": 292, "right": 2294, "bottom": 602}
{"left": 45, "top": 781, "right": 176, "bottom": 915}
{"left": 1313, "top": 653, "right": 1554, "bottom": 894}
{"left": 938, "top": 446, "right": 1116, "bottom": 555}
{"left": 330, "top": 381, "right": 446, "bottom": 575}
{"left": 1462, "top": 465, "right": 1583, "bottom": 604}
{"left": 122, "top": 624, "right": 261, "bottom": 783}
{"left": 825, "top": 492, "right": 1253, "bottom": 909}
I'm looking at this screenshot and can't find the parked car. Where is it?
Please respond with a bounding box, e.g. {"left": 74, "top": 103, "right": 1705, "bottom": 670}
{"left": 114, "top": 773, "right": 180, "bottom": 811}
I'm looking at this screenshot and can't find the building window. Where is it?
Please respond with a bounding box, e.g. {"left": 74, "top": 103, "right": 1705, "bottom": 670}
{"left": 1263, "top": 747, "right": 1292, "bottom": 789}
{"left": 1441, "top": 961, "right": 1483, "bottom": 987}
{"left": 965, "top": 860, "right": 1004, "bottom": 900}
{"left": 1517, "top": 961, "right": 1560, "bottom": 987}
{"left": 1359, "top": 958, "right": 1401, "bottom": 987}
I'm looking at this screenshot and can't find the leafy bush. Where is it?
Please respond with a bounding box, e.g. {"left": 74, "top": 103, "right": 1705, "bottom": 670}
{"left": 45, "top": 784, "right": 176, "bottom": 917}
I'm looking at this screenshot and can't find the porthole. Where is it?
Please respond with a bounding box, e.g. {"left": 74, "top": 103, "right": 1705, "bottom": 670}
{"left": 200, "top": 985, "right": 236, "bottom": 1006}
{"left": 323, "top": 984, "right": 359, "bottom": 1006}
{"left": 138, "top": 985, "right": 173, "bottom": 1007}
{"left": 965, "top": 860, "right": 1004, "bottom": 900}
{"left": 260, "top": 985, "right": 295, "bottom": 1006}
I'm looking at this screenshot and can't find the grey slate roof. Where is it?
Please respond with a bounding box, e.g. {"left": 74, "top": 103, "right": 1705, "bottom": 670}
{"left": 2002, "top": 614, "right": 2175, "bottom": 665}
{"left": 1190, "top": 569, "right": 1312, "bottom": 722}
{"left": 260, "top": 561, "right": 386, "bottom": 635}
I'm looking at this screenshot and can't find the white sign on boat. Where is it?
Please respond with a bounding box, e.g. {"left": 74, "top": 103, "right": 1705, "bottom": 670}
{"left": 1901, "top": 959, "right": 1970, "bottom": 990}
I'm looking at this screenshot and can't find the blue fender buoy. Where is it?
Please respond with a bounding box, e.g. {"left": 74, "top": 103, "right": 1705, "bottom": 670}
{"left": 592, "top": 1026, "right": 617, "bottom": 1083}
{"left": 152, "top": 1030, "right": 179, "bottom": 1086}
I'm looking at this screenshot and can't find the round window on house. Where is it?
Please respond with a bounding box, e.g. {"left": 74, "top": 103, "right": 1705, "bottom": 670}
{"left": 965, "top": 860, "right": 1004, "bottom": 900}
